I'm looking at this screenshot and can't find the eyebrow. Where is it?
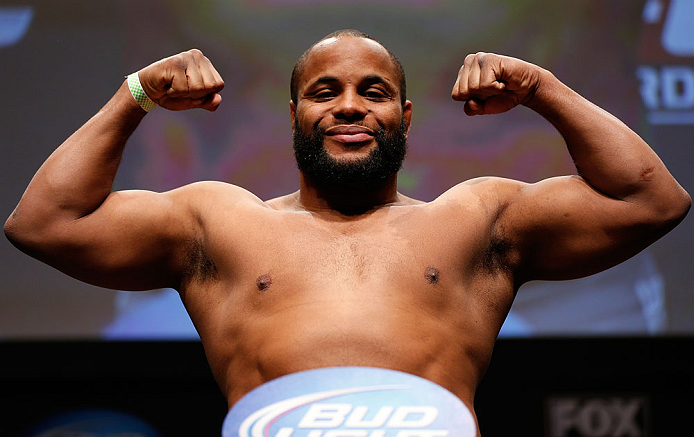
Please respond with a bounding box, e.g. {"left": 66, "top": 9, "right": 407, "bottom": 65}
{"left": 363, "top": 75, "right": 396, "bottom": 92}
{"left": 363, "top": 75, "right": 389, "bottom": 85}
{"left": 307, "top": 76, "right": 339, "bottom": 88}
{"left": 306, "top": 75, "right": 395, "bottom": 92}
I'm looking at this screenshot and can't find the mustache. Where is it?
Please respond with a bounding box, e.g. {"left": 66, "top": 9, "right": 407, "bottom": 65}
{"left": 315, "top": 122, "right": 384, "bottom": 136}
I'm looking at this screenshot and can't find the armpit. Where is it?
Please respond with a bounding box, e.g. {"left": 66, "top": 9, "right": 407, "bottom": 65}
{"left": 184, "top": 238, "right": 218, "bottom": 282}
{"left": 482, "top": 233, "right": 513, "bottom": 274}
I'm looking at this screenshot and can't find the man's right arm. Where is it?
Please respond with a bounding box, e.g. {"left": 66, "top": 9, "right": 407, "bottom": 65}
{"left": 4, "top": 49, "right": 224, "bottom": 291}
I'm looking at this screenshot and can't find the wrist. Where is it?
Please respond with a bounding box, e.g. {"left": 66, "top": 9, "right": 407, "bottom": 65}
{"left": 522, "top": 69, "right": 571, "bottom": 117}
{"left": 126, "top": 71, "right": 158, "bottom": 112}
{"left": 99, "top": 82, "right": 150, "bottom": 128}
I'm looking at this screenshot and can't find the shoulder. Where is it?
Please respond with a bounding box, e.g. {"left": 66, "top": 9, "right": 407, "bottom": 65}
{"left": 165, "top": 181, "right": 265, "bottom": 210}
{"left": 156, "top": 181, "right": 272, "bottom": 232}
{"left": 168, "top": 180, "right": 261, "bottom": 200}
{"left": 436, "top": 176, "right": 586, "bottom": 209}
{"left": 435, "top": 177, "right": 527, "bottom": 211}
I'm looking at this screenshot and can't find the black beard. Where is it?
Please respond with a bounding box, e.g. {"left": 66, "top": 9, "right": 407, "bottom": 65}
{"left": 293, "top": 118, "right": 408, "bottom": 190}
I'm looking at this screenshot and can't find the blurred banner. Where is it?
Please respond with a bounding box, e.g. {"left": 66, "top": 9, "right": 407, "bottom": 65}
{"left": 1, "top": 0, "right": 692, "bottom": 339}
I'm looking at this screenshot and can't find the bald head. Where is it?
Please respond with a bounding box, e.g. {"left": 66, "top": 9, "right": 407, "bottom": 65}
{"left": 290, "top": 29, "right": 407, "bottom": 105}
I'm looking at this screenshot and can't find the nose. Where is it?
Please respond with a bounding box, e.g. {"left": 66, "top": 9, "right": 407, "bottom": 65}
{"left": 332, "top": 89, "right": 367, "bottom": 122}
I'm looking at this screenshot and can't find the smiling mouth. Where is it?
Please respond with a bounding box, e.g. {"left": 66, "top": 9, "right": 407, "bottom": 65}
{"left": 324, "top": 125, "right": 375, "bottom": 144}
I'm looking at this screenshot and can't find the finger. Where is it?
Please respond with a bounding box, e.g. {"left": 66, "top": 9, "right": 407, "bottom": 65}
{"left": 199, "top": 55, "right": 225, "bottom": 94}
{"left": 452, "top": 54, "right": 474, "bottom": 101}
{"left": 458, "top": 54, "right": 474, "bottom": 99}
{"left": 451, "top": 64, "right": 465, "bottom": 100}
{"left": 191, "top": 53, "right": 223, "bottom": 111}
{"left": 213, "top": 68, "right": 225, "bottom": 92}
{"left": 467, "top": 54, "right": 481, "bottom": 93}
{"left": 184, "top": 51, "right": 210, "bottom": 100}
{"left": 464, "top": 99, "right": 482, "bottom": 116}
{"left": 199, "top": 93, "right": 223, "bottom": 112}
{"left": 451, "top": 74, "right": 462, "bottom": 100}
{"left": 167, "top": 54, "right": 192, "bottom": 98}
{"left": 479, "top": 54, "right": 505, "bottom": 93}
{"left": 188, "top": 92, "right": 221, "bottom": 112}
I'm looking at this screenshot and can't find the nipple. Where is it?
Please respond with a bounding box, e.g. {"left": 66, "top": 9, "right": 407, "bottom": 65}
{"left": 425, "top": 267, "right": 440, "bottom": 284}
{"left": 256, "top": 274, "right": 272, "bottom": 291}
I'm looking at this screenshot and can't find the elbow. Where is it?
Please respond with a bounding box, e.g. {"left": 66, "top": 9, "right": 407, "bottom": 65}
{"left": 4, "top": 212, "right": 22, "bottom": 248}
{"left": 4, "top": 211, "right": 35, "bottom": 253}
{"left": 4, "top": 208, "right": 55, "bottom": 254}
{"left": 625, "top": 184, "right": 691, "bottom": 240}
{"left": 653, "top": 185, "right": 691, "bottom": 231}
{"left": 674, "top": 187, "right": 692, "bottom": 223}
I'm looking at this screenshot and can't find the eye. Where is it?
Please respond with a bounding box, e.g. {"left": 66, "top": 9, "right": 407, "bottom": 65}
{"left": 313, "top": 89, "right": 337, "bottom": 100}
{"left": 364, "top": 88, "right": 389, "bottom": 100}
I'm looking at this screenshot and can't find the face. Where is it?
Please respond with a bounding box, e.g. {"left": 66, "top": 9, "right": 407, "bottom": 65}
{"left": 290, "top": 36, "right": 412, "bottom": 187}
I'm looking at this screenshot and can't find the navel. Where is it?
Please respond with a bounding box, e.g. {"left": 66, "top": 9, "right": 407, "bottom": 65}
{"left": 256, "top": 274, "right": 272, "bottom": 291}
{"left": 425, "top": 267, "right": 440, "bottom": 284}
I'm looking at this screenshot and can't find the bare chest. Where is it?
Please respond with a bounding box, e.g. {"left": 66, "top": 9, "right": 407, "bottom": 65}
{"left": 182, "top": 202, "right": 514, "bottom": 401}
{"left": 196, "top": 203, "right": 501, "bottom": 303}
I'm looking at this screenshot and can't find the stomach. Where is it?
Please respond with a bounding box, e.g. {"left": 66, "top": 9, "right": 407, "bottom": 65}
{"left": 212, "top": 297, "right": 484, "bottom": 409}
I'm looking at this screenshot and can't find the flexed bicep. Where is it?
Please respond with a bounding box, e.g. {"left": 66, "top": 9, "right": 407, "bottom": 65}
{"left": 501, "top": 176, "right": 678, "bottom": 283}
{"left": 450, "top": 53, "right": 690, "bottom": 283}
{"left": 10, "top": 187, "right": 199, "bottom": 291}
{"left": 4, "top": 49, "right": 228, "bottom": 291}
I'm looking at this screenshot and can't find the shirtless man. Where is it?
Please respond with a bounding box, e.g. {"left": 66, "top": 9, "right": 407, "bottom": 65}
{"left": 4, "top": 29, "right": 690, "bottom": 433}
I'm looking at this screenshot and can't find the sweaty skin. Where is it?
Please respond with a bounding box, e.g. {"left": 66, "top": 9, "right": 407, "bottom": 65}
{"left": 4, "top": 35, "right": 690, "bottom": 435}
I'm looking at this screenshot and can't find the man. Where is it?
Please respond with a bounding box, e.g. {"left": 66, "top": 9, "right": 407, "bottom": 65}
{"left": 4, "top": 29, "right": 690, "bottom": 433}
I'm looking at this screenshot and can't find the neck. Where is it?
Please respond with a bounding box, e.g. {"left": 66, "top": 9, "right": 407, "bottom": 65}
{"left": 298, "top": 173, "right": 400, "bottom": 216}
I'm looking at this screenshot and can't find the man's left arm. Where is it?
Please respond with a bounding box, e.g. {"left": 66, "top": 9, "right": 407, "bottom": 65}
{"left": 452, "top": 53, "right": 691, "bottom": 282}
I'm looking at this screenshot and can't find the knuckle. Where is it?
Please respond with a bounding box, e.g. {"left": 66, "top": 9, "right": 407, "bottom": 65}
{"left": 171, "top": 55, "right": 187, "bottom": 69}
{"left": 170, "top": 56, "right": 191, "bottom": 73}
{"left": 477, "top": 53, "right": 491, "bottom": 66}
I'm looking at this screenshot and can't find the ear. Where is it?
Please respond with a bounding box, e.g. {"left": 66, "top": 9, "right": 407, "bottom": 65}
{"left": 402, "top": 100, "right": 413, "bottom": 139}
{"left": 290, "top": 100, "right": 297, "bottom": 133}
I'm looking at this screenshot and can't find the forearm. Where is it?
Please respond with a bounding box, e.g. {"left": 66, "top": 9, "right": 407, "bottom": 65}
{"left": 6, "top": 81, "right": 146, "bottom": 234}
{"left": 527, "top": 71, "right": 690, "bottom": 214}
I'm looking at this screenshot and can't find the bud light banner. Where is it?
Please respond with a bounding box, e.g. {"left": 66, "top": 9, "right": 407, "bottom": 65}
{"left": 222, "top": 367, "right": 476, "bottom": 437}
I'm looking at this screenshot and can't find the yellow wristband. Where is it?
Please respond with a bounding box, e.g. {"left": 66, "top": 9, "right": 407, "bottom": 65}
{"left": 126, "top": 72, "right": 157, "bottom": 112}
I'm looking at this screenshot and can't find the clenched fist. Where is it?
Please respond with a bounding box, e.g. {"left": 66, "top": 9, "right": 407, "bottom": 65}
{"left": 137, "top": 49, "right": 225, "bottom": 112}
{"left": 451, "top": 52, "right": 545, "bottom": 116}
